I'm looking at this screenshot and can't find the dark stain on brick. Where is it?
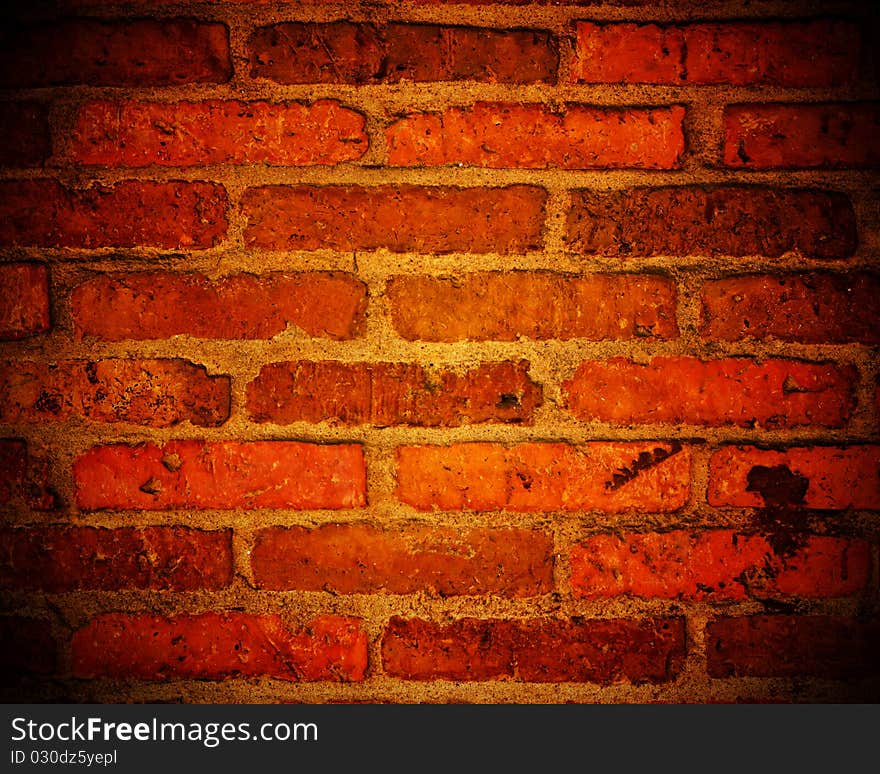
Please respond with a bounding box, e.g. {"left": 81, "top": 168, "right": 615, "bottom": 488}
{"left": 605, "top": 441, "right": 683, "bottom": 491}
{"left": 746, "top": 464, "right": 810, "bottom": 558}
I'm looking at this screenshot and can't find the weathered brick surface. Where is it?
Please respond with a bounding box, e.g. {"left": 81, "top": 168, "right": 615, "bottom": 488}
{"left": 249, "top": 23, "right": 558, "bottom": 84}
{"left": 0, "top": 527, "right": 233, "bottom": 592}
{"left": 0, "top": 440, "right": 55, "bottom": 511}
{"left": 386, "top": 272, "right": 678, "bottom": 341}
{"left": 74, "top": 441, "right": 367, "bottom": 511}
{"left": 396, "top": 442, "right": 690, "bottom": 513}
{"left": 382, "top": 616, "right": 686, "bottom": 683}
{"left": 72, "top": 613, "right": 368, "bottom": 681}
{"left": 69, "top": 100, "right": 367, "bottom": 167}
{"left": 724, "top": 103, "right": 880, "bottom": 169}
{"left": 246, "top": 360, "right": 541, "bottom": 426}
{"left": 242, "top": 185, "right": 546, "bottom": 254}
{"left": 0, "top": 180, "right": 228, "bottom": 249}
{"left": 386, "top": 103, "right": 685, "bottom": 169}
{"left": 2, "top": 0, "right": 878, "bottom": 706}
{"left": 0, "top": 103, "right": 51, "bottom": 166}
{"left": 707, "top": 615, "right": 880, "bottom": 678}
{"left": 252, "top": 524, "right": 553, "bottom": 596}
{"left": 566, "top": 187, "right": 857, "bottom": 259}
{"left": 0, "top": 359, "right": 230, "bottom": 427}
{"left": 571, "top": 20, "right": 860, "bottom": 87}
{"left": 0, "top": 264, "right": 50, "bottom": 341}
{"left": 0, "top": 19, "right": 231, "bottom": 87}
{"left": 563, "top": 357, "right": 856, "bottom": 428}
{"left": 700, "top": 273, "right": 880, "bottom": 344}
{"left": 571, "top": 530, "right": 870, "bottom": 600}
{"left": 72, "top": 271, "right": 366, "bottom": 341}
{"left": 708, "top": 446, "right": 880, "bottom": 510}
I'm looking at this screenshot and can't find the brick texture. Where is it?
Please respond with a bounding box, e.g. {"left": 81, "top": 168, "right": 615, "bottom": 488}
{"left": 0, "top": 359, "right": 230, "bottom": 427}
{"left": 382, "top": 616, "right": 686, "bottom": 683}
{"left": 0, "top": 527, "right": 232, "bottom": 592}
{"left": 242, "top": 185, "right": 546, "bottom": 254}
{"left": 74, "top": 441, "right": 367, "bottom": 511}
{"left": 396, "top": 442, "right": 690, "bottom": 512}
{"left": 563, "top": 357, "right": 856, "bottom": 428}
{"left": 571, "top": 20, "right": 860, "bottom": 87}
{"left": 68, "top": 100, "right": 367, "bottom": 167}
{"left": 566, "top": 187, "right": 857, "bottom": 259}
{"left": 571, "top": 530, "right": 870, "bottom": 600}
{"left": 700, "top": 273, "right": 880, "bottom": 344}
{"left": 252, "top": 524, "right": 553, "bottom": 596}
{"left": 708, "top": 446, "right": 880, "bottom": 510}
{"left": 386, "top": 272, "right": 678, "bottom": 341}
{"left": 386, "top": 103, "right": 685, "bottom": 169}
{"left": 72, "top": 271, "right": 366, "bottom": 341}
{"left": 723, "top": 103, "right": 880, "bottom": 169}
{"left": 1, "top": 0, "right": 878, "bottom": 706}
{"left": 249, "top": 23, "right": 558, "bottom": 85}
{"left": 246, "top": 360, "right": 541, "bottom": 426}
{"left": 0, "top": 19, "right": 231, "bottom": 87}
{"left": 0, "top": 264, "right": 50, "bottom": 340}
{"left": 0, "top": 180, "right": 228, "bottom": 249}
{"left": 72, "top": 613, "right": 368, "bottom": 681}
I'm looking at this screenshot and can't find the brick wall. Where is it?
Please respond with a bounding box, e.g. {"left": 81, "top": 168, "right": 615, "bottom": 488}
{"left": 1, "top": 0, "right": 878, "bottom": 703}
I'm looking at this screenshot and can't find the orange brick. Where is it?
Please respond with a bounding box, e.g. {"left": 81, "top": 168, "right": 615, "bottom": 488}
{"left": 396, "top": 442, "right": 690, "bottom": 513}
{"left": 571, "top": 530, "right": 870, "bottom": 600}
{"left": 252, "top": 524, "right": 553, "bottom": 596}
{"left": 246, "top": 360, "right": 541, "bottom": 426}
{"left": 708, "top": 446, "right": 880, "bottom": 509}
{"left": 386, "top": 103, "right": 685, "bottom": 169}
{"left": 69, "top": 100, "right": 367, "bottom": 166}
{"left": 563, "top": 357, "right": 856, "bottom": 428}
{"left": 242, "top": 185, "right": 546, "bottom": 254}
{"left": 74, "top": 441, "right": 366, "bottom": 511}
{"left": 72, "top": 613, "right": 367, "bottom": 681}
{"left": 72, "top": 271, "right": 366, "bottom": 341}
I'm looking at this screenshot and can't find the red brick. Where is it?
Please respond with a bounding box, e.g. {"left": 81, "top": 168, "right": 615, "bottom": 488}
{"left": 707, "top": 615, "right": 880, "bottom": 678}
{"left": 685, "top": 20, "right": 860, "bottom": 87}
{"left": 0, "top": 617, "right": 56, "bottom": 676}
{"left": 386, "top": 103, "right": 685, "bottom": 169}
{"left": 252, "top": 524, "right": 553, "bottom": 596}
{"left": 249, "top": 22, "right": 557, "bottom": 85}
{"left": 0, "top": 527, "right": 232, "bottom": 592}
{"left": 72, "top": 271, "right": 366, "bottom": 341}
{"left": 396, "top": 442, "right": 690, "bottom": 513}
{"left": 571, "top": 530, "right": 870, "bottom": 601}
{"left": 386, "top": 272, "right": 678, "bottom": 341}
{"left": 0, "top": 359, "right": 230, "bottom": 427}
{"left": 0, "top": 263, "right": 50, "bottom": 340}
{"left": 724, "top": 103, "right": 880, "bottom": 169}
{"left": 700, "top": 273, "right": 880, "bottom": 344}
{"left": 69, "top": 100, "right": 367, "bottom": 167}
{"left": 0, "top": 19, "right": 230, "bottom": 87}
{"left": 571, "top": 20, "right": 859, "bottom": 87}
{"left": 0, "top": 103, "right": 51, "bottom": 166}
{"left": 708, "top": 446, "right": 880, "bottom": 510}
{"left": 72, "top": 612, "right": 367, "bottom": 681}
{"left": 382, "top": 616, "right": 685, "bottom": 683}
{"left": 0, "top": 180, "right": 228, "bottom": 249}
{"left": 571, "top": 23, "right": 684, "bottom": 84}
{"left": 74, "top": 440, "right": 366, "bottom": 511}
{"left": 563, "top": 357, "right": 856, "bottom": 428}
{"left": 246, "top": 360, "right": 541, "bottom": 426}
{"left": 566, "top": 187, "right": 856, "bottom": 260}
{"left": 242, "top": 185, "right": 545, "bottom": 254}
{"left": 0, "top": 439, "right": 55, "bottom": 510}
